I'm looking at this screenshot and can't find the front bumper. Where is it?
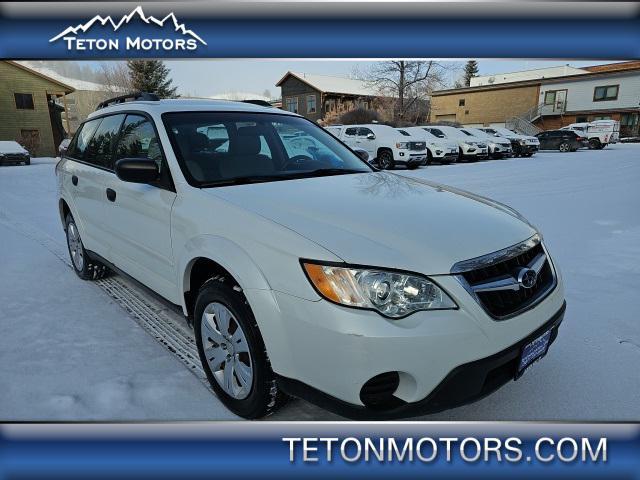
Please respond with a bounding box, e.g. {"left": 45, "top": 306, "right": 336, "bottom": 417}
{"left": 253, "top": 269, "right": 565, "bottom": 419}
{"left": 396, "top": 152, "right": 428, "bottom": 166}
{"left": 277, "top": 301, "right": 566, "bottom": 419}
{"left": 0, "top": 154, "right": 29, "bottom": 164}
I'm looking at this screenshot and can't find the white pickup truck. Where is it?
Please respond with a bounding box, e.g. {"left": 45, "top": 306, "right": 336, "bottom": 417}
{"left": 561, "top": 120, "right": 620, "bottom": 149}
{"left": 326, "top": 124, "right": 429, "bottom": 169}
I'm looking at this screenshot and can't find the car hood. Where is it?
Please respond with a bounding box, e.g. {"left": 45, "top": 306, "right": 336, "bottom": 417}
{"left": 206, "top": 172, "right": 537, "bottom": 275}
{"left": 0, "top": 142, "right": 28, "bottom": 155}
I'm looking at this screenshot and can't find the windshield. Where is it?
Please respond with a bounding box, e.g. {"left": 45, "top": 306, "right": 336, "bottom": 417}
{"left": 163, "top": 112, "right": 372, "bottom": 187}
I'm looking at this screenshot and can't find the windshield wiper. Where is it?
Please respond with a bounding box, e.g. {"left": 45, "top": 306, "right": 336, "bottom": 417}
{"left": 299, "top": 168, "right": 367, "bottom": 177}
{"left": 199, "top": 175, "right": 289, "bottom": 188}
{"left": 198, "top": 169, "right": 367, "bottom": 188}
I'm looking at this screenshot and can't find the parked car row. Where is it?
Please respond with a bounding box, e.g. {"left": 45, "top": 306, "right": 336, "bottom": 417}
{"left": 325, "top": 123, "right": 540, "bottom": 169}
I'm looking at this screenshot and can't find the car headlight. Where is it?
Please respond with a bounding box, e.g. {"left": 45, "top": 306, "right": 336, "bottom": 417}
{"left": 302, "top": 262, "right": 457, "bottom": 318}
{"left": 395, "top": 142, "right": 409, "bottom": 149}
{"left": 518, "top": 139, "right": 527, "bottom": 145}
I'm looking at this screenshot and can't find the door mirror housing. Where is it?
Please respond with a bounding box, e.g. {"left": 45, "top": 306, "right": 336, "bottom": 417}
{"left": 366, "top": 133, "right": 376, "bottom": 140}
{"left": 115, "top": 158, "right": 160, "bottom": 184}
{"left": 353, "top": 148, "right": 370, "bottom": 162}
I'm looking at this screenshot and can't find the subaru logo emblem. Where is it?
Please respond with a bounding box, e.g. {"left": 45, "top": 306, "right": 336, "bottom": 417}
{"left": 517, "top": 267, "right": 538, "bottom": 289}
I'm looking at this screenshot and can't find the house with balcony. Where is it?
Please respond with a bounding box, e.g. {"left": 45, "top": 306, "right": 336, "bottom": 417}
{"left": 0, "top": 61, "right": 75, "bottom": 157}
{"left": 276, "top": 71, "right": 382, "bottom": 122}
{"left": 430, "top": 61, "right": 640, "bottom": 137}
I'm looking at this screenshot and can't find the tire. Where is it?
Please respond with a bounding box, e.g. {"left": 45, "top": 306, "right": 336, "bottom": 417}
{"left": 194, "top": 278, "right": 288, "bottom": 419}
{"left": 65, "top": 214, "right": 108, "bottom": 280}
{"left": 377, "top": 150, "right": 394, "bottom": 170}
{"left": 559, "top": 142, "right": 570, "bottom": 153}
{"left": 457, "top": 148, "right": 465, "bottom": 163}
{"left": 24, "top": 158, "right": 30, "bottom": 166}
{"left": 513, "top": 144, "right": 522, "bottom": 157}
{"left": 407, "top": 163, "right": 418, "bottom": 170}
{"left": 589, "top": 138, "right": 601, "bottom": 150}
{"left": 426, "top": 151, "right": 433, "bottom": 166}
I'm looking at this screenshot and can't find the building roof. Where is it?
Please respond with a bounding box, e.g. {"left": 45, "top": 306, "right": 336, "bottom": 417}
{"left": 208, "top": 92, "right": 272, "bottom": 102}
{"left": 15, "top": 61, "right": 107, "bottom": 92}
{"left": 5, "top": 61, "right": 75, "bottom": 94}
{"left": 582, "top": 60, "right": 640, "bottom": 73}
{"left": 470, "top": 65, "right": 588, "bottom": 87}
{"left": 433, "top": 62, "right": 640, "bottom": 96}
{"left": 276, "top": 71, "right": 380, "bottom": 97}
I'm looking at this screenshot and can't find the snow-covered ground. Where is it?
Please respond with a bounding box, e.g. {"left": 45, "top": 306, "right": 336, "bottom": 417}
{"left": 0, "top": 145, "right": 638, "bottom": 421}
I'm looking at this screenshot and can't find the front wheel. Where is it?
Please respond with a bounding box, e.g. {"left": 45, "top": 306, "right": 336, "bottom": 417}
{"left": 194, "top": 278, "right": 288, "bottom": 419}
{"left": 65, "top": 215, "right": 108, "bottom": 280}
{"left": 377, "top": 150, "right": 394, "bottom": 170}
{"left": 559, "top": 142, "right": 571, "bottom": 152}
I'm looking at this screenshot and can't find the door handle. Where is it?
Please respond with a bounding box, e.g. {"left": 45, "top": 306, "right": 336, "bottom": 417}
{"left": 71, "top": 175, "right": 78, "bottom": 186}
{"left": 106, "top": 188, "right": 116, "bottom": 202}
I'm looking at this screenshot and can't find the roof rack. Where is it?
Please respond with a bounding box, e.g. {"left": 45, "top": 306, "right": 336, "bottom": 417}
{"left": 241, "top": 99, "right": 273, "bottom": 107}
{"left": 96, "top": 92, "right": 160, "bottom": 110}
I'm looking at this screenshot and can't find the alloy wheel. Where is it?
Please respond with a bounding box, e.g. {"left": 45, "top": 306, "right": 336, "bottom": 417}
{"left": 559, "top": 143, "right": 570, "bottom": 152}
{"left": 379, "top": 152, "right": 392, "bottom": 169}
{"left": 200, "top": 302, "right": 253, "bottom": 400}
{"left": 67, "top": 222, "right": 84, "bottom": 271}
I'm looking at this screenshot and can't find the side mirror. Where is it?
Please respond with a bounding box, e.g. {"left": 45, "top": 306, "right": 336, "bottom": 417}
{"left": 353, "top": 148, "right": 370, "bottom": 162}
{"left": 115, "top": 158, "right": 159, "bottom": 184}
{"left": 366, "top": 133, "right": 376, "bottom": 140}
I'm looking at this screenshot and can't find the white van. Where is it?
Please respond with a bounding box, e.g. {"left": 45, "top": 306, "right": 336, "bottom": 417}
{"left": 561, "top": 120, "right": 620, "bottom": 149}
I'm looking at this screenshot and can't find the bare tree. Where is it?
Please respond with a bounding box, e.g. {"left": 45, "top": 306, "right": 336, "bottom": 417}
{"left": 365, "top": 61, "right": 457, "bottom": 121}
{"left": 98, "top": 62, "right": 133, "bottom": 95}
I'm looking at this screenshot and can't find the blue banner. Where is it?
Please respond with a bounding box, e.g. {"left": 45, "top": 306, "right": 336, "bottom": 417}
{"left": 0, "top": 3, "right": 639, "bottom": 59}
{"left": 0, "top": 423, "right": 637, "bottom": 478}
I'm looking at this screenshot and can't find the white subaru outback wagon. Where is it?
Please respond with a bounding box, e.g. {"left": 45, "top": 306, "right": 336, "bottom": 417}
{"left": 57, "top": 94, "right": 566, "bottom": 419}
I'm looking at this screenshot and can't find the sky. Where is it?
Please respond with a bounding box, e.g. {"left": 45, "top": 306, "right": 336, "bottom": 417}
{"left": 161, "top": 59, "right": 620, "bottom": 98}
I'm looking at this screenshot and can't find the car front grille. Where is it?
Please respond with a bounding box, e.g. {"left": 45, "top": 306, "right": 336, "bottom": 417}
{"left": 409, "top": 142, "right": 426, "bottom": 150}
{"left": 453, "top": 237, "right": 556, "bottom": 319}
{"left": 2, "top": 154, "right": 26, "bottom": 162}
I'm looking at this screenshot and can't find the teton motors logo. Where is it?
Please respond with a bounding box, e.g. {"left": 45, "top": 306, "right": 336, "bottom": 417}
{"left": 49, "top": 5, "right": 206, "bottom": 51}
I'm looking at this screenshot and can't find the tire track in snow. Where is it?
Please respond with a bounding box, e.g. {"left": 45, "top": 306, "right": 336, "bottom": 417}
{"left": 0, "top": 207, "right": 213, "bottom": 393}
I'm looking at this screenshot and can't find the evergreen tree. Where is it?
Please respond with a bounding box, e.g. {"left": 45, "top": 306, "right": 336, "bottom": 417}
{"left": 127, "top": 60, "right": 177, "bottom": 98}
{"left": 463, "top": 60, "right": 479, "bottom": 86}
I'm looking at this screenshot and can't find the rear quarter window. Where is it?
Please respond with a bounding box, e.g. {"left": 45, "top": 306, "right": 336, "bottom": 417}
{"left": 66, "top": 118, "right": 101, "bottom": 160}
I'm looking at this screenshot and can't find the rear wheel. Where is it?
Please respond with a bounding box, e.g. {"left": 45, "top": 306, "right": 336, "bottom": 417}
{"left": 65, "top": 214, "right": 108, "bottom": 280}
{"left": 194, "top": 278, "right": 288, "bottom": 418}
{"left": 589, "top": 138, "right": 601, "bottom": 149}
{"left": 24, "top": 158, "right": 30, "bottom": 166}
{"left": 559, "top": 142, "right": 571, "bottom": 152}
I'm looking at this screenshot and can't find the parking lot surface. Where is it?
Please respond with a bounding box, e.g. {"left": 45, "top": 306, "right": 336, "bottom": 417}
{"left": 1, "top": 145, "right": 639, "bottom": 420}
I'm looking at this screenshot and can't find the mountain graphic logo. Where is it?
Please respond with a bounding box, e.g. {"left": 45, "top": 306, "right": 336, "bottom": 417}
{"left": 49, "top": 5, "right": 206, "bottom": 46}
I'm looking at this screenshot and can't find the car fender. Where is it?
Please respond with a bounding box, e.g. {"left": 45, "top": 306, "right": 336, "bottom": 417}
{"left": 178, "top": 234, "right": 272, "bottom": 311}
{"left": 177, "top": 235, "right": 302, "bottom": 374}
